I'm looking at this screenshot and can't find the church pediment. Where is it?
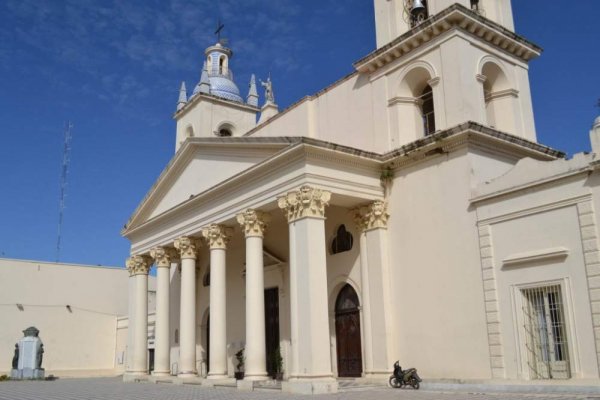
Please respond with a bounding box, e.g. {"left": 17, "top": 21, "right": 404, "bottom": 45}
{"left": 125, "top": 140, "right": 287, "bottom": 231}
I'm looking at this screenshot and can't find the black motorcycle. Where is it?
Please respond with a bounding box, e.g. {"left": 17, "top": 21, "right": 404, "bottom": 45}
{"left": 389, "top": 361, "right": 422, "bottom": 390}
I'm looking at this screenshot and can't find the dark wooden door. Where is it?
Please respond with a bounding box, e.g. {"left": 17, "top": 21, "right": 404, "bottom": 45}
{"left": 264, "top": 287, "right": 280, "bottom": 377}
{"left": 335, "top": 284, "right": 363, "bottom": 377}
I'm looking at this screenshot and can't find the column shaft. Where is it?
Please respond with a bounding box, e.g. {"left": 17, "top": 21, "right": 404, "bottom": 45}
{"left": 153, "top": 265, "right": 170, "bottom": 376}
{"left": 179, "top": 258, "right": 197, "bottom": 377}
{"left": 244, "top": 235, "right": 268, "bottom": 380}
{"left": 208, "top": 248, "right": 227, "bottom": 378}
{"left": 132, "top": 273, "right": 148, "bottom": 374}
{"left": 358, "top": 231, "right": 374, "bottom": 375}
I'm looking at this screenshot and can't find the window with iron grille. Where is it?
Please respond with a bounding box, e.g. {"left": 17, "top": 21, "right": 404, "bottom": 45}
{"left": 522, "top": 285, "right": 571, "bottom": 379}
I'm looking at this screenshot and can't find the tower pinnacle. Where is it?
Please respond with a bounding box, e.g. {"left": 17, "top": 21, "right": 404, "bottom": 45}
{"left": 247, "top": 74, "right": 258, "bottom": 107}
{"left": 177, "top": 82, "right": 187, "bottom": 111}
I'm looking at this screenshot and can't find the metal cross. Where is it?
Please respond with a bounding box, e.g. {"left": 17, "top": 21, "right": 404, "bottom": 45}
{"left": 215, "top": 20, "right": 225, "bottom": 41}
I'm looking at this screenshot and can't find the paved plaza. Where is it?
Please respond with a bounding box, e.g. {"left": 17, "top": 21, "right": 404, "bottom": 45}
{"left": 0, "top": 378, "right": 599, "bottom": 400}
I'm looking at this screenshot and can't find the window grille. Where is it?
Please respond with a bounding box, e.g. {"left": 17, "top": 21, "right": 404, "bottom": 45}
{"left": 522, "top": 285, "right": 570, "bottom": 379}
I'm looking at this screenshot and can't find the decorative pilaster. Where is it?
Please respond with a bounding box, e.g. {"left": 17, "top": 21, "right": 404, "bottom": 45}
{"left": 351, "top": 200, "right": 394, "bottom": 377}
{"left": 277, "top": 185, "right": 331, "bottom": 222}
{"left": 202, "top": 225, "right": 233, "bottom": 379}
{"left": 353, "top": 200, "right": 389, "bottom": 232}
{"left": 126, "top": 255, "right": 152, "bottom": 376}
{"left": 149, "top": 247, "right": 177, "bottom": 377}
{"left": 237, "top": 209, "right": 270, "bottom": 381}
{"left": 174, "top": 237, "right": 200, "bottom": 378}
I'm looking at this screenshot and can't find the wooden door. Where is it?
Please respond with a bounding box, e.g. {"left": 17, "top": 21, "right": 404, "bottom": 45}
{"left": 264, "top": 287, "right": 280, "bottom": 377}
{"left": 335, "top": 284, "right": 362, "bottom": 377}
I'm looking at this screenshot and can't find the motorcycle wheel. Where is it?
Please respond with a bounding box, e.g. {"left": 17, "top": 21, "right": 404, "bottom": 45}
{"left": 389, "top": 376, "right": 400, "bottom": 388}
{"left": 410, "top": 377, "right": 420, "bottom": 390}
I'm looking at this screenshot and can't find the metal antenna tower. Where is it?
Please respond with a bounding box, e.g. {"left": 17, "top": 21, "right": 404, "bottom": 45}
{"left": 56, "top": 121, "right": 73, "bottom": 262}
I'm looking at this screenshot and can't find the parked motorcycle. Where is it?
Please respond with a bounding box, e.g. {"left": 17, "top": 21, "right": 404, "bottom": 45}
{"left": 389, "top": 361, "right": 422, "bottom": 390}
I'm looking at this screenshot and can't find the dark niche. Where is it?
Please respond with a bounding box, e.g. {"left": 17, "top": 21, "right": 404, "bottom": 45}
{"left": 331, "top": 224, "right": 353, "bottom": 254}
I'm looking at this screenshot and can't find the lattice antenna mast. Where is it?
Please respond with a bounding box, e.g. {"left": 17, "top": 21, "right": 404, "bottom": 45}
{"left": 56, "top": 121, "right": 73, "bottom": 262}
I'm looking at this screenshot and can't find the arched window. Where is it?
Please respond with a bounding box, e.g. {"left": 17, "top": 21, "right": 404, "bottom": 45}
{"left": 219, "top": 56, "right": 225, "bottom": 74}
{"left": 396, "top": 65, "right": 436, "bottom": 141}
{"left": 216, "top": 123, "right": 234, "bottom": 137}
{"left": 420, "top": 85, "right": 435, "bottom": 135}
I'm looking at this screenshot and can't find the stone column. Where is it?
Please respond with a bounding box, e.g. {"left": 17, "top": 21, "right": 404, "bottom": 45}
{"left": 126, "top": 255, "right": 152, "bottom": 376}
{"left": 237, "top": 209, "right": 270, "bottom": 381}
{"left": 202, "top": 224, "right": 233, "bottom": 379}
{"left": 149, "top": 246, "right": 176, "bottom": 376}
{"left": 353, "top": 201, "right": 393, "bottom": 377}
{"left": 174, "top": 236, "right": 199, "bottom": 378}
{"left": 278, "top": 185, "right": 337, "bottom": 394}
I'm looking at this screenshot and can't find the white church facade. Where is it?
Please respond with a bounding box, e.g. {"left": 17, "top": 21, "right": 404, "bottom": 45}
{"left": 122, "top": 0, "right": 600, "bottom": 394}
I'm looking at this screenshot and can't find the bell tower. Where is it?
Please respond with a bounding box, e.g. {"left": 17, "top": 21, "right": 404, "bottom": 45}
{"left": 374, "top": 0, "right": 514, "bottom": 48}
{"left": 363, "top": 0, "right": 538, "bottom": 145}
{"left": 173, "top": 40, "right": 261, "bottom": 152}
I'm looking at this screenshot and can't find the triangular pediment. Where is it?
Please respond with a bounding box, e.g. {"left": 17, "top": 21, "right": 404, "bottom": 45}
{"left": 126, "top": 140, "right": 287, "bottom": 230}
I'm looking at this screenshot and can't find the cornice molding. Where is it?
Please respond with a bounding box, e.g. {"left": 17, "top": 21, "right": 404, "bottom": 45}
{"left": 174, "top": 92, "right": 259, "bottom": 120}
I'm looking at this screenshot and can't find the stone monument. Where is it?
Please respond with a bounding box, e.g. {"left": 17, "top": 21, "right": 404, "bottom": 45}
{"left": 10, "top": 326, "right": 45, "bottom": 379}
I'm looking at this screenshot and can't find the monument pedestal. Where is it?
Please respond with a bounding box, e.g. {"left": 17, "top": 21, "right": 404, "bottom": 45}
{"left": 11, "top": 326, "right": 45, "bottom": 380}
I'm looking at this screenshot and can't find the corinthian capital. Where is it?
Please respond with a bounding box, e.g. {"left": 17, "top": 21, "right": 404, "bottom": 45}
{"left": 174, "top": 236, "right": 199, "bottom": 259}
{"left": 277, "top": 185, "right": 331, "bottom": 223}
{"left": 353, "top": 200, "right": 389, "bottom": 232}
{"left": 126, "top": 255, "right": 152, "bottom": 276}
{"left": 150, "top": 246, "right": 178, "bottom": 268}
{"left": 201, "top": 224, "right": 233, "bottom": 249}
{"left": 236, "top": 209, "right": 270, "bottom": 238}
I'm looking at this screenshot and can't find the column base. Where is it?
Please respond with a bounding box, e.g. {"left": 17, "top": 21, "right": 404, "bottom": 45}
{"left": 123, "top": 372, "right": 149, "bottom": 382}
{"left": 151, "top": 370, "right": 171, "bottom": 377}
{"left": 177, "top": 372, "right": 197, "bottom": 379}
{"left": 207, "top": 373, "right": 228, "bottom": 380}
{"left": 282, "top": 378, "right": 338, "bottom": 394}
{"left": 243, "top": 372, "right": 269, "bottom": 381}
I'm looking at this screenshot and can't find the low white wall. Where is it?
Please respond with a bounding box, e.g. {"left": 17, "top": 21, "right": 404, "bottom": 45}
{"left": 0, "top": 259, "right": 129, "bottom": 376}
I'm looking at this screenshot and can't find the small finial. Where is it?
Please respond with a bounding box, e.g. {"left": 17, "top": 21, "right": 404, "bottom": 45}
{"left": 177, "top": 81, "right": 187, "bottom": 111}
{"left": 199, "top": 61, "right": 211, "bottom": 94}
{"left": 247, "top": 74, "right": 258, "bottom": 107}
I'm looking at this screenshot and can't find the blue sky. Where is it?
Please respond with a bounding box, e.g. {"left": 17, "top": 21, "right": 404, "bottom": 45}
{"left": 0, "top": 0, "right": 598, "bottom": 267}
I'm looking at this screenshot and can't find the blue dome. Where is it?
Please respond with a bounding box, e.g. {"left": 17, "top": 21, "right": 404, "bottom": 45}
{"left": 208, "top": 75, "right": 243, "bottom": 103}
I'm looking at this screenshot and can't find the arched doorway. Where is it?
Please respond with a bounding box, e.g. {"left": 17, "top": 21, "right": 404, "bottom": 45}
{"left": 335, "top": 284, "right": 363, "bottom": 377}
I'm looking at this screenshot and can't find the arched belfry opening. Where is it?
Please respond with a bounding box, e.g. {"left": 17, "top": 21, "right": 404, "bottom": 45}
{"left": 394, "top": 65, "right": 438, "bottom": 142}
{"left": 335, "top": 284, "right": 363, "bottom": 377}
{"left": 480, "top": 60, "right": 518, "bottom": 134}
{"left": 420, "top": 84, "right": 435, "bottom": 135}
